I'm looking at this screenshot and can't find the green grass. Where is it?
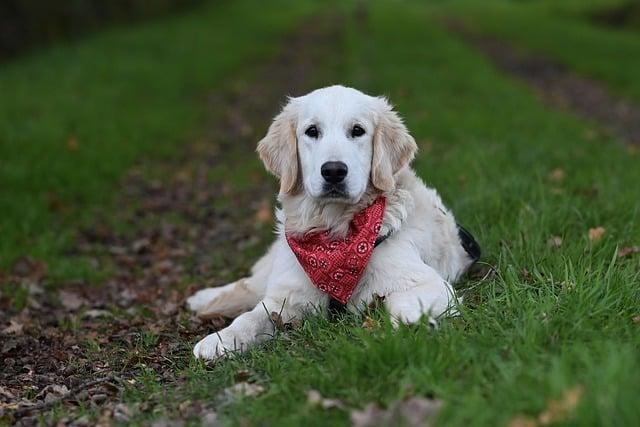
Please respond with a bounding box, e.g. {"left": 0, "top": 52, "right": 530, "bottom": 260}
{"left": 441, "top": 0, "right": 640, "bottom": 102}
{"left": 170, "top": 2, "right": 640, "bottom": 426}
{"left": 0, "top": 0, "right": 318, "bottom": 281}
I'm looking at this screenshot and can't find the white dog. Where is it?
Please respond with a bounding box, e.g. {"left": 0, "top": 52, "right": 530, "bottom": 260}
{"left": 188, "top": 85, "right": 480, "bottom": 360}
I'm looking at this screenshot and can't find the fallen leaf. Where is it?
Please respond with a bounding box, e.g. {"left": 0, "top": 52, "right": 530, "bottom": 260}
{"left": 399, "top": 397, "right": 443, "bottom": 427}
{"left": 160, "top": 301, "right": 178, "bottom": 316}
{"left": 58, "top": 290, "right": 86, "bottom": 311}
{"left": 508, "top": 416, "right": 538, "bottom": 427}
{"left": 202, "top": 411, "right": 218, "bottom": 426}
{"left": 547, "top": 236, "right": 563, "bottom": 248}
{"left": 254, "top": 200, "right": 272, "bottom": 224}
{"left": 11, "top": 256, "right": 48, "bottom": 281}
{"left": 617, "top": 246, "right": 640, "bottom": 258}
{"left": 0, "top": 386, "right": 16, "bottom": 400}
{"left": 270, "top": 311, "right": 285, "bottom": 330}
{"left": 234, "top": 370, "right": 252, "bottom": 383}
{"left": 351, "top": 396, "right": 442, "bottom": 427}
{"left": 38, "top": 384, "right": 69, "bottom": 403}
{"left": 131, "top": 238, "right": 151, "bottom": 253}
{"left": 351, "top": 403, "right": 388, "bottom": 427}
{"left": 520, "top": 268, "right": 532, "bottom": 283}
{"left": 588, "top": 227, "right": 606, "bottom": 243}
{"left": 2, "top": 320, "right": 23, "bottom": 335}
{"left": 67, "top": 136, "right": 79, "bottom": 151}
{"left": 307, "top": 389, "right": 345, "bottom": 410}
{"left": 269, "top": 311, "right": 300, "bottom": 330}
{"left": 362, "top": 316, "right": 378, "bottom": 330}
{"left": 83, "top": 309, "right": 112, "bottom": 319}
{"left": 538, "top": 386, "right": 583, "bottom": 425}
{"left": 223, "top": 382, "right": 264, "bottom": 398}
{"left": 548, "top": 168, "right": 565, "bottom": 182}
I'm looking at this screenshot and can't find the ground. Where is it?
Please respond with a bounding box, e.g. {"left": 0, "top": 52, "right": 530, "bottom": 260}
{"left": 1, "top": 0, "right": 639, "bottom": 426}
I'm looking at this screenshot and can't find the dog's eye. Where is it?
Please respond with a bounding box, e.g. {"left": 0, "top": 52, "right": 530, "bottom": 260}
{"left": 305, "top": 125, "right": 319, "bottom": 139}
{"left": 351, "top": 125, "right": 365, "bottom": 138}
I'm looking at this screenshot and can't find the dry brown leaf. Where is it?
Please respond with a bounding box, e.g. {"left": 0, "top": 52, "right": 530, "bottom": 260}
{"left": 83, "top": 309, "right": 112, "bottom": 319}
{"left": 398, "top": 397, "right": 443, "bottom": 427}
{"left": 547, "top": 236, "right": 563, "bottom": 248}
{"left": 548, "top": 168, "right": 565, "bottom": 182}
{"left": 224, "top": 382, "right": 264, "bottom": 398}
{"left": 2, "top": 320, "right": 24, "bottom": 335}
{"left": 254, "top": 200, "right": 272, "bottom": 224}
{"left": 617, "top": 246, "right": 640, "bottom": 258}
{"left": 632, "top": 315, "right": 640, "bottom": 324}
{"left": 351, "top": 397, "right": 443, "bottom": 427}
{"left": 508, "top": 416, "right": 538, "bottom": 427}
{"left": 538, "top": 386, "right": 583, "bottom": 425}
{"left": 588, "top": 227, "right": 606, "bottom": 243}
{"left": 234, "top": 370, "right": 252, "bottom": 383}
{"left": 58, "top": 290, "right": 86, "bottom": 311}
{"left": 362, "top": 316, "right": 378, "bottom": 330}
{"left": 307, "top": 389, "right": 345, "bottom": 410}
{"left": 351, "top": 403, "right": 387, "bottom": 427}
{"left": 0, "top": 386, "right": 16, "bottom": 400}
{"left": 66, "top": 136, "right": 79, "bottom": 151}
{"left": 270, "top": 311, "right": 285, "bottom": 330}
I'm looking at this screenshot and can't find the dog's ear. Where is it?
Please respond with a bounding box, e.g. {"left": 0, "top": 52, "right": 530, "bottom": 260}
{"left": 371, "top": 97, "right": 418, "bottom": 192}
{"left": 257, "top": 98, "right": 299, "bottom": 194}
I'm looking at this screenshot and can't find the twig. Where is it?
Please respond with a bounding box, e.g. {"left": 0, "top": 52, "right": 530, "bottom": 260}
{"left": 11, "top": 376, "right": 119, "bottom": 418}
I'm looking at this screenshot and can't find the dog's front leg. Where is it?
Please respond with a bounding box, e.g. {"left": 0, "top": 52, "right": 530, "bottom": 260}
{"left": 193, "top": 242, "right": 327, "bottom": 360}
{"left": 355, "top": 239, "right": 459, "bottom": 327}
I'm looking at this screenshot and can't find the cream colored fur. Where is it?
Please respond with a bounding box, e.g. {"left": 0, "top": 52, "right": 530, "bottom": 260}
{"left": 188, "top": 85, "right": 475, "bottom": 360}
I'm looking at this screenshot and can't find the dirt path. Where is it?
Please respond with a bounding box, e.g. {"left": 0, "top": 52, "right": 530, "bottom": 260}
{"left": 0, "top": 16, "right": 342, "bottom": 426}
{"left": 448, "top": 22, "right": 640, "bottom": 146}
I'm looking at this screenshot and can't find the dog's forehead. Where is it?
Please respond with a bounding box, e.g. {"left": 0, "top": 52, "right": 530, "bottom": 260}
{"left": 296, "top": 86, "right": 375, "bottom": 123}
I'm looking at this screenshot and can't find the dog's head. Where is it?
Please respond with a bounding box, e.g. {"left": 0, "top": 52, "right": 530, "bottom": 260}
{"left": 257, "top": 85, "right": 417, "bottom": 204}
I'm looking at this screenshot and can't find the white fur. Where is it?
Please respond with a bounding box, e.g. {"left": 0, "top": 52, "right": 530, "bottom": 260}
{"left": 190, "top": 85, "right": 475, "bottom": 360}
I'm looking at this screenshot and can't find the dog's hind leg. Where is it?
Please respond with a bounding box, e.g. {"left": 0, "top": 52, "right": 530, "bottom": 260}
{"left": 186, "top": 243, "right": 275, "bottom": 319}
{"left": 189, "top": 278, "right": 261, "bottom": 319}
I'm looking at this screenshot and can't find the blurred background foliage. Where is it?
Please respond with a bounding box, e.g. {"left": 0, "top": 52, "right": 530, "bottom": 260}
{"left": 0, "top": 0, "right": 203, "bottom": 59}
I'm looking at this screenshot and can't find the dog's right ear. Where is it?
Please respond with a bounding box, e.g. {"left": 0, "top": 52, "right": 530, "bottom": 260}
{"left": 257, "top": 98, "right": 299, "bottom": 194}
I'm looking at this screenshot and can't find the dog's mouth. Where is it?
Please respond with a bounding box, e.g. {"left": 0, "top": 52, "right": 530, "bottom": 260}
{"left": 321, "top": 184, "right": 349, "bottom": 199}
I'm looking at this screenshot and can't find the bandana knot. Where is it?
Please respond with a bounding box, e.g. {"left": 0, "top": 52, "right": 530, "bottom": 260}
{"left": 285, "top": 197, "right": 386, "bottom": 304}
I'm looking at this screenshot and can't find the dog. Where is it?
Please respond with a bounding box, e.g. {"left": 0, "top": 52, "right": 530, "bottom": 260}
{"left": 188, "top": 85, "right": 480, "bottom": 360}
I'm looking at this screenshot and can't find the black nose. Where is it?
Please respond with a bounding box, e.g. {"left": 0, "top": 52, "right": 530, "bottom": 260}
{"left": 321, "top": 161, "right": 348, "bottom": 184}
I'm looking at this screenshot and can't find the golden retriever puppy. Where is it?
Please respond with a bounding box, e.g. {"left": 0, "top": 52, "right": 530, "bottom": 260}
{"left": 188, "top": 85, "right": 480, "bottom": 360}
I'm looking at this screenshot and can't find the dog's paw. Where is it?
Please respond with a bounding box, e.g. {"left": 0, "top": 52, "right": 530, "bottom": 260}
{"left": 390, "top": 313, "right": 438, "bottom": 329}
{"left": 193, "top": 333, "right": 230, "bottom": 360}
{"left": 186, "top": 287, "right": 226, "bottom": 312}
{"left": 193, "top": 328, "right": 248, "bottom": 360}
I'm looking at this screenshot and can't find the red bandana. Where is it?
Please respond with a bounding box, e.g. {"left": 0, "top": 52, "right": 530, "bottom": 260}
{"left": 285, "top": 197, "right": 386, "bottom": 304}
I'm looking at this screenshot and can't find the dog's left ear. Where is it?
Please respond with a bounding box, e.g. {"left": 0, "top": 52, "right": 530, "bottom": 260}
{"left": 371, "top": 97, "right": 418, "bottom": 192}
{"left": 257, "top": 98, "right": 299, "bottom": 194}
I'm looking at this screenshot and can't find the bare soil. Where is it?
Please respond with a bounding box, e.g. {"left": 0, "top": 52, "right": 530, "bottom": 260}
{"left": 449, "top": 21, "right": 640, "bottom": 145}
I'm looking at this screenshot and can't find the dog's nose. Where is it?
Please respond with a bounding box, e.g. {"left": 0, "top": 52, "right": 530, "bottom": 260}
{"left": 321, "top": 161, "right": 348, "bottom": 184}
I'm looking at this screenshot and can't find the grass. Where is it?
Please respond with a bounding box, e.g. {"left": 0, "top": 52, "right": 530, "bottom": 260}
{"left": 0, "top": 0, "right": 318, "bottom": 281}
{"left": 2, "top": 0, "right": 640, "bottom": 425}
{"left": 441, "top": 0, "right": 640, "bottom": 102}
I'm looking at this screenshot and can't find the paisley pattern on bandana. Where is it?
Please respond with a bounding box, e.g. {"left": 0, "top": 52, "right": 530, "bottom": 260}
{"left": 285, "top": 197, "right": 386, "bottom": 304}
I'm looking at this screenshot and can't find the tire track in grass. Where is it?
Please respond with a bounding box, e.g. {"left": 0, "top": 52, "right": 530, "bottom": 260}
{"left": 447, "top": 21, "right": 640, "bottom": 146}
{"left": 0, "top": 15, "right": 344, "bottom": 425}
